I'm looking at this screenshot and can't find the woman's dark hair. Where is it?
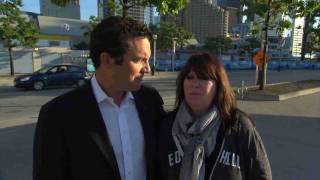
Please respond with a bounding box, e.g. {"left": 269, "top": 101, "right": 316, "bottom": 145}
{"left": 175, "top": 52, "right": 237, "bottom": 125}
{"left": 89, "top": 16, "right": 152, "bottom": 68}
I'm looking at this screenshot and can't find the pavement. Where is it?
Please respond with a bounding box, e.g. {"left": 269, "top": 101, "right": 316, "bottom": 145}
{"left": 0, "top": 70, "right": 320, "bottom": 180}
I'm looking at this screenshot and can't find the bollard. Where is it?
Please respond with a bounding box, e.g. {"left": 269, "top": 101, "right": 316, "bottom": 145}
{"left": 237, "top": 80, "right": 248, "bottom": 99}
{"left": 151, "top": 65, "right": 155, "bottom": 76}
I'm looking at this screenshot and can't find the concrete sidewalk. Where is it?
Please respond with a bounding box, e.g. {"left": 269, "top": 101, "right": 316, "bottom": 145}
{"left": 0, "top": 76, "right": 15, "bottom": 87}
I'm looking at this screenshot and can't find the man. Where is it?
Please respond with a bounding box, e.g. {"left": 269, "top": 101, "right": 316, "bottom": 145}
{"left": 33, "top": 16, "right": 165, "bottom": 180}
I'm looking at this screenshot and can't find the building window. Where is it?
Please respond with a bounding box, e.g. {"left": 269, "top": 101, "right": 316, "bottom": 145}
{"left": 49, "top": 41, "right": 60, "bottom": 46}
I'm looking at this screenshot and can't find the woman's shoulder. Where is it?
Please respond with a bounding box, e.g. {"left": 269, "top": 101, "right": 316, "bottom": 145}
{"left": 235, "top": 109, "right": 255, "bottom": 127}
{"left": 229, "top": 109, "right": 257, "bottom": 135}
{"left": 159, "top": 110, "right": 177, "bottom": 142}
{"left": 161, "top": 110, "right": 178, "bottom": 126}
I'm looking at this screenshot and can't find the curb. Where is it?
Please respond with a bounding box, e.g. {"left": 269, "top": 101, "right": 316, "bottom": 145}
{"left": 239, "top": 87, "right": 320, "bottom": 101}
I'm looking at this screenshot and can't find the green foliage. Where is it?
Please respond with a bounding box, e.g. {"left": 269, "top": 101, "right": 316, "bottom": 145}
{"left": 0, "top": 0, "right": 39, "bottom": 48}
{"left": 50, "top": 0, "right": 76, "bottom": 7}
{"left": 151, "top": 22, "right": 193, "bottom": 50}
{"left": 291, "top": 0, "right": 320, "bottom": 60}
{"left": 75, "top": 16, "right": 101, "bottom": 50}
{"left": 73, "top": 41, "right": 89, "bottom": 50}
{"left": 0, "top": 0, "right": 39, "bottom": 75}
{"left": 241, "top": 0, "right": 293, "bottom": 33}
{"left": 238, "top": 38, "right": 261, "bottom": 58}
{"left": 203, "top": 36, "right": 232, "bottom": 55}
{"left": 241, "top": 0, "right": 293, "bottom": 89}
{"left": 82, "top": 16, "right": 101, "bottom": 39}
{"left": 292, "top": 0, "right": 320, "bottom": 19}
{"left": 51, "top": 0, "right": 188, "bottom": 17}
{"left": 305, "top": 31, "right": 320, "bottom": 54}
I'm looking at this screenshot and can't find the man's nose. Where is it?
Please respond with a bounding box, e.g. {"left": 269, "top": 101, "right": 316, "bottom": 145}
{"left": 144, "top": 62, "right": 151, "bottom": 73}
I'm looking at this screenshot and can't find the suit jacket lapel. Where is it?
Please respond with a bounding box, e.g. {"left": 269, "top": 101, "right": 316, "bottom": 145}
{"left": 79, "top": 84, "right": 121, "bottom": 180}
{"left": 132, "top": 90, "right": 155, "bottom": 179}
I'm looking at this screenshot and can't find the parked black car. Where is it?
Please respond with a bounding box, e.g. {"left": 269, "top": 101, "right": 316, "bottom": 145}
{"left": 14, "top": 64, "right": 90, "bottom": 90}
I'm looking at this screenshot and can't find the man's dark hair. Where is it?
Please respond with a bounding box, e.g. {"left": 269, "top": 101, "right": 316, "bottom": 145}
{"left": 89, "top": 16, "right": 152, "bottom": 68}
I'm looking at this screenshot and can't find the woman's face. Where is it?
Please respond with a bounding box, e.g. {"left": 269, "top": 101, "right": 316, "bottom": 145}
{"left": 183, "top": 71, "right": 217, "bottom": 115}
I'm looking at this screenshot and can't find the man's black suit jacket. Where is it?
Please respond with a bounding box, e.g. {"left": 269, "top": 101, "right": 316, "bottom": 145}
{"left": 33, "top": 83, "right": 166, "bottom": 180}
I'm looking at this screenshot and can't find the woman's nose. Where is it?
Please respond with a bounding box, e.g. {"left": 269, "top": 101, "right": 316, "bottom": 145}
{"left": 190, "top": 79, "right": 201, "bottom": 87}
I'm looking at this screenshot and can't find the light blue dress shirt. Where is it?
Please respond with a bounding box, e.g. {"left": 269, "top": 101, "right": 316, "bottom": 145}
{"left": 91, "top": 75, "right": 146, "bottom": 180}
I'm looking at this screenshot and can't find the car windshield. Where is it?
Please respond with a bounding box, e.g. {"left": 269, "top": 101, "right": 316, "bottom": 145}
{"left": 35, "top": 66, "right": 54, "bottom": 74}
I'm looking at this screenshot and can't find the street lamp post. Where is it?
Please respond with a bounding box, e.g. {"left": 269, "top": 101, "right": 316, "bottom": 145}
{"left": 32, "top": 47, "right": 39, "bottom": 72}
{"left": 172, "top": 37, "right": 177, "bottom": 72}
{"left": 152, "top": 34, "right": 157, "bottom": 76}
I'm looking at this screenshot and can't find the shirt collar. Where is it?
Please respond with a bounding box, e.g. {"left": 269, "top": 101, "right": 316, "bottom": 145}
{"left": 91, "top": 74, "right": 134, "bottom": 104}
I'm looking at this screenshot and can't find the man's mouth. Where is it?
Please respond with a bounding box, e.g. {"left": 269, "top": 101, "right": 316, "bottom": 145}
{"left": 135, "top": 76, "right": 143, "bottom": 81}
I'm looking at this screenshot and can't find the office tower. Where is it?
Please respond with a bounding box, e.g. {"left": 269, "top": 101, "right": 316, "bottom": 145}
{"left": 217, "top": 0, "right": 240, "bottom": 9}
{"left": 177, "top": 0, "right": 229, "bottom": 43}
{"left": 98, "top": 0, "right": 154, "bottom": 25}
{"left": 291, "top": 17, "right": 304, "bottom": 57}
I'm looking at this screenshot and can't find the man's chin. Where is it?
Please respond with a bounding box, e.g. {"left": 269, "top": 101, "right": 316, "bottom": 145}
{"left": 130, "top": 83, "right": 142, "bottom": 91}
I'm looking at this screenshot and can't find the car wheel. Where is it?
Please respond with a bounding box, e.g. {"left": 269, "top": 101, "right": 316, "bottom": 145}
{"left": 76, "top": 79, "right": 86, "bottom": 87}
{"left": 33, "top": 81, "right": 44, "bottom": 90}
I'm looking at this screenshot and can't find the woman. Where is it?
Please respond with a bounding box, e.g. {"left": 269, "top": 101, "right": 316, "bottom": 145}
{"left": 158, "top": 53, "right": 272, "bottom": 180}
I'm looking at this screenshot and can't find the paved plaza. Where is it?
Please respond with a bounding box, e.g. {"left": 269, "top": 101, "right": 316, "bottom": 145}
{"left": 0, "top": 70, "right": 320, "bottom": 180}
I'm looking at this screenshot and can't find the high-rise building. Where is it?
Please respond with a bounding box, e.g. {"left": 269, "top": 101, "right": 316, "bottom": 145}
{"left": 40, "top": 0, "right": 80, "bottom": 19}
{"left": 217, "top": 0, "right": 240, "bottom": 9}
{"left": 97, "top": 0, "right": 154, "bottom": 26}
{"left": 97, "top": 0, "right": 118, "bottom": 18}
{"left": 177, "top": 0, "right": 229, "bottom": 43}
{"left": 291, "top": 17, "right": 304, "bottom": 57}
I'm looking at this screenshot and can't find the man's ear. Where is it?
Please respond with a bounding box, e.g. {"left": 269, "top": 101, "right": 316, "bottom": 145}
{"left": 99, "top": 52, "right": 115, "bottom": 68}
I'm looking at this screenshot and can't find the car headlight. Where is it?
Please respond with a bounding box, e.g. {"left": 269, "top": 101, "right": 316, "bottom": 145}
{"left": 20, "top": 77, "right": 31, "bottom": 81}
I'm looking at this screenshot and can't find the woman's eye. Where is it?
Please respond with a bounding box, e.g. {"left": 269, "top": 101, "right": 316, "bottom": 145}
{"left": 199, "top": 77, "right": 209, "bottom": 80}
{"left": 186, "top": 75, "right": 193, "bottom": 80}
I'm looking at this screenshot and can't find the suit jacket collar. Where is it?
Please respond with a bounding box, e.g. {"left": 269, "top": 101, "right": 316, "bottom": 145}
{"left": 77, "top": 83, "right": 121, "bottom": 180}
{"left": 78, "top": 83, "right": 154, "bottom": 180}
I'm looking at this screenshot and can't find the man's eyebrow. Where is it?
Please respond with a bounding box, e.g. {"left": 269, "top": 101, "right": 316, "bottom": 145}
{"left": 134, "top": 55, "right": 148, "bottom": 60}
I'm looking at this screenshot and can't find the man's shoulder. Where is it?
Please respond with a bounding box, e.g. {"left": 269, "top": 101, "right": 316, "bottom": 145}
{"left": 134, "top": 84, "right": 160, "bottom": 98}
{"left": 42, "top": 85, "right": 91, "bottom": 111}
{"left": 139, "top": 84, "right": 158, "bottom": 94}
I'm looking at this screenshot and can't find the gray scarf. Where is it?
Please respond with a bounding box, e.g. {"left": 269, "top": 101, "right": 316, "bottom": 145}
{"left": 172, "top": 101, "right": 221, "bottom": 180}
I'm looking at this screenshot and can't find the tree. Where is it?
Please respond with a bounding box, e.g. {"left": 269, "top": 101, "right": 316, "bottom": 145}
{"left": 49, "top": 0, "right": 79, "bottom": 7}
{"left": 0, "top": 0, "right": 39, "bottom": 76}
{"left": 50, "top": 0, "right": 188, "bottom": 17}
{"left": 203, "top": 36, "right": 232, "bottom": 56}
{"left": 305, "top": 30, "right": 320, "bottom": 59}
{"left": 292, "top": 0, "right": 320, "bottom": 61}
{"left": 241, "top": 0, "right": 293, "bottom": 90}
{"left": 74, "top": 15, "right": 101, "bottom": 50}
{"left": 238, "top": 37, "right": 261, "bottom": 60}
{"left": 82, "top": 16, "right": 101, "bottom": 40}
{"left": 73, "top": 41, "right": 89, "bottom": 50}
{"left": 150, "top": 22, "right": 193, "bottom": 50}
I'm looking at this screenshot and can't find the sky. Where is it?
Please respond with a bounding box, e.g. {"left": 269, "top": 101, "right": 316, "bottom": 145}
{"left": 20, "top": 0, "right": 97, "bottom": 20}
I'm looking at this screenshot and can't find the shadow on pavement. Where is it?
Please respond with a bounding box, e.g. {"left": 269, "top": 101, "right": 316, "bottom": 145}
{"left": 251, "top": 113, "right": 320, "bottom": 180}
{"left": 0, "top": 112, "right": 319, "bottom": 180}
{"left": 0, "top": 124, "right": 35, "bottom": 180}
{"left": 0, "top": 86, "right": 74, "bottom": 98}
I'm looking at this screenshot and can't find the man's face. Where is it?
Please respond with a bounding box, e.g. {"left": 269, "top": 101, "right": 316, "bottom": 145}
{"left": 113, "top": 37, "right": 151, "bottom": 91}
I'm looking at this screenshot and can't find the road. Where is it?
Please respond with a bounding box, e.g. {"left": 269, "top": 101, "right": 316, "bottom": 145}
{"left": 0, "top": 70, "right": 320, "bottom": 180}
